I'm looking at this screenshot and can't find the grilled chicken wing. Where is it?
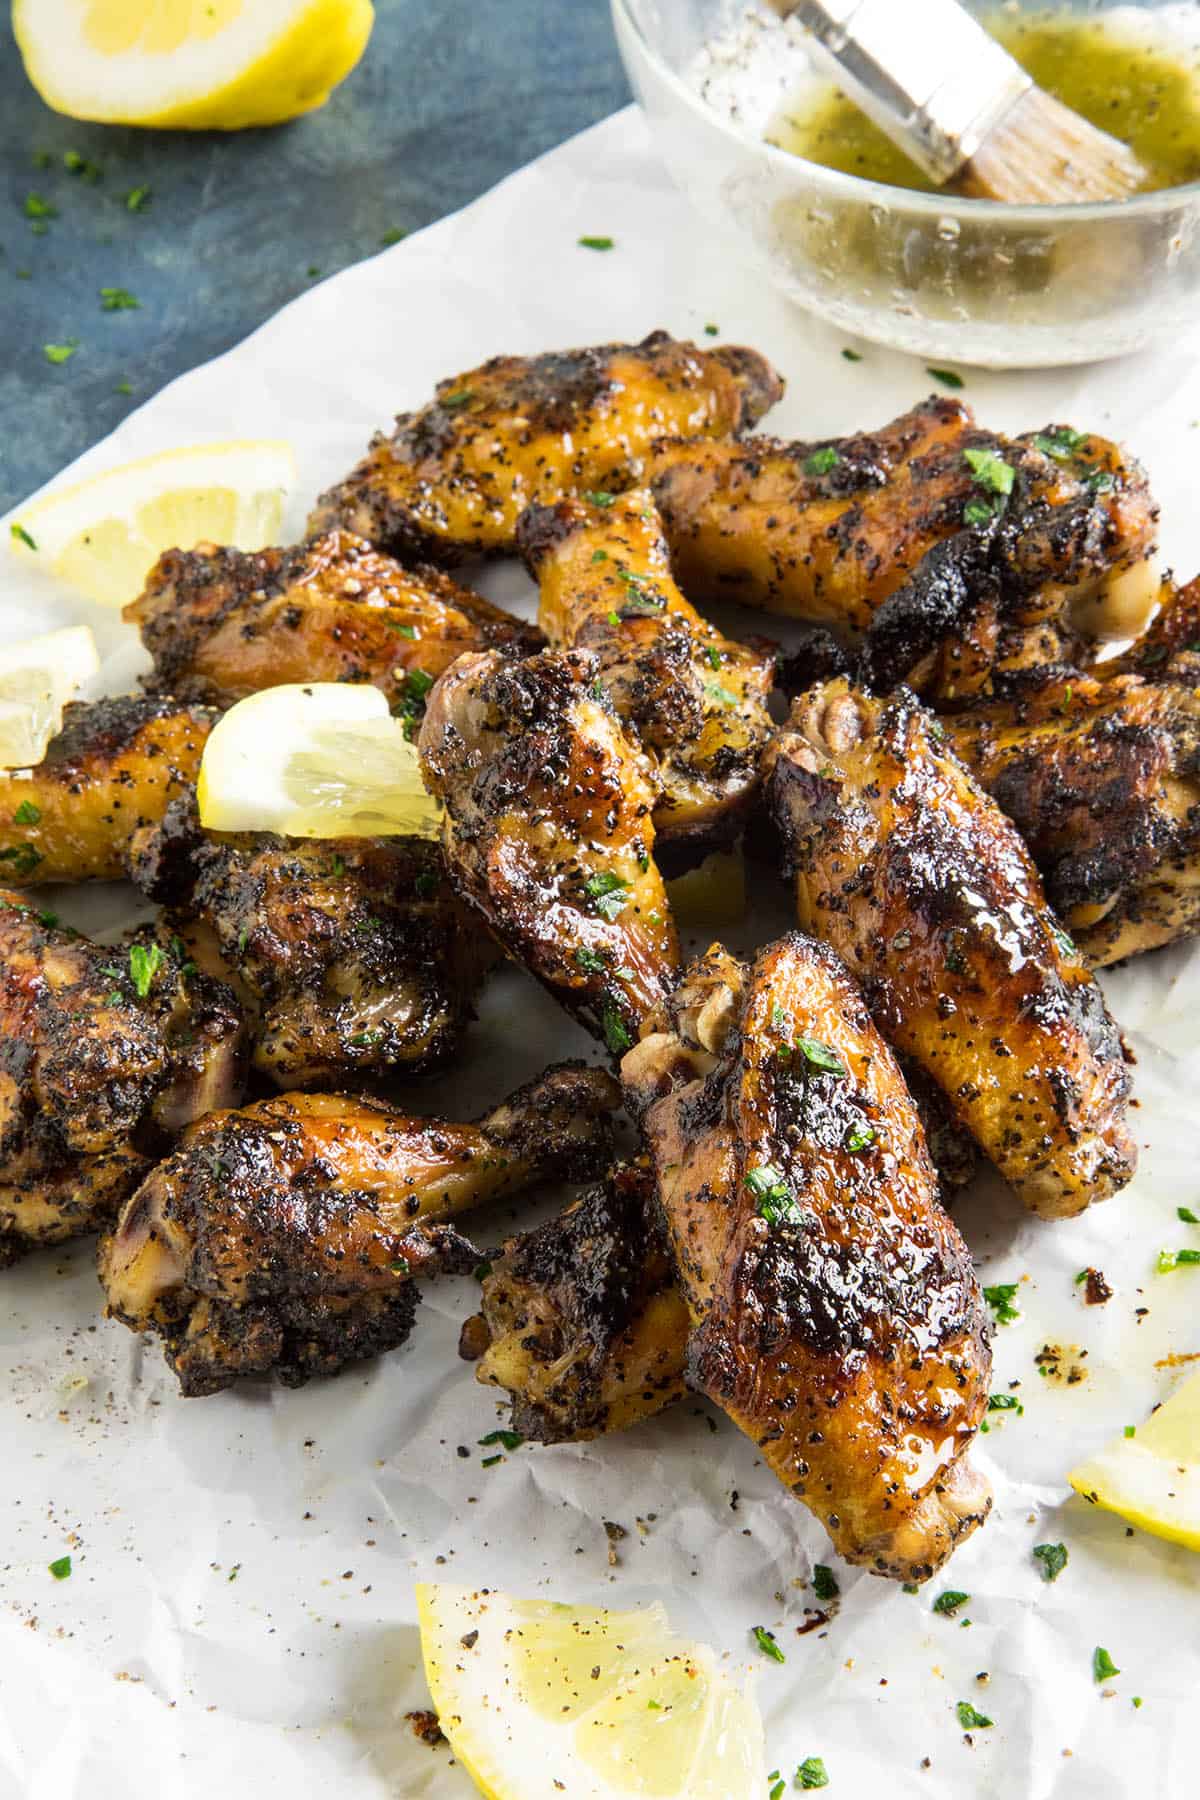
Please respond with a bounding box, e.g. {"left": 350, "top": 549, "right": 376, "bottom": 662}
{"left": 130, "top": 796, "right": 492, "bottom": 1088}
{"left": 767, "top": 681, "right": 1136, "bottom": 1217}
{"left": 517, "top": 490, "right": 775, "bottom": 860}
{"left": 309, "top": 331, "right": 783, "bottom": 563}
{"left": 99, "top": 1063, "right": 619, "bottom": 1394}
{"left": 461, "top": 1160, "right": 689, "bottom": 1443}
{"left": 648, "top": 398, "right": 1158, "bottom": 653}
{"left": 622, "top": 935, "right": 992, "bottom": 1581}
{"left": 946, "top": 671, "right": 1200, "bottom": 967}
{"left": 0, "top": 695, "right": 214, "bottom": 886}
{"left": 1108, "top": 572, "right": 1200, "bottom": 685}
{"left": 419, "top": 648, "right": 680, "bottom": 1054}
{"left": 125, "top": 529, "right": 543, "bottom": 708}
{"left": 0, "top": 894, "right": 244, "bottom": 1265}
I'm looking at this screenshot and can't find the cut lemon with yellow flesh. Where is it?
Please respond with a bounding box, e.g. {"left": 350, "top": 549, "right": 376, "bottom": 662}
{"left": 416, "top": 1584, "right": 767, "bottom": 1800}
{"left": 0, "top": 627, "right": 100, "bottom": 769}
{"left": 197, "top": 682, "right": 439, "bottom": 839}
{"left": 1069, "top": 1367, "right": 1200, "bottom": 1551}
{"left": 13, "top": 0, "right": 374, "bottom": 130}
{"left": 8, "top": 441, "right": 295, "bottom": 609}
{"left": 667, "top": 849, "right": 746, "bottom": 927}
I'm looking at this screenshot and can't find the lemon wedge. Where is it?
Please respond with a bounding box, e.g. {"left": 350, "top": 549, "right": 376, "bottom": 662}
{"left": 197, "top": 682, "right": 440, "bottom": 839}
{"left": 0, "top": 627, "right": 100, "bottom": 770}
{"left": 13, "top": 0, "right": 374, "bottom": 130}
{"left": 8, "top": 441, "right": 295, "bottom": 608}
{"left": 1069, "top": 1367, "right": 1200, "bottom": 1551}
{"left": 416, "top": 1584, "right": 767, "bottom": 1800}
{"left": 666, "top": 850, "right": 746, "bottom": 927}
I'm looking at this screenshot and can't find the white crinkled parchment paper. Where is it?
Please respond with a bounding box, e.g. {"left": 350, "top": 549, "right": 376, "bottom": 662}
{"left": 2, "top": 105, "right": 1198, "bottom": 1800}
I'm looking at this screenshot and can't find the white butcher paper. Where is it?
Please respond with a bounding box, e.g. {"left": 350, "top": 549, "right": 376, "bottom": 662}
{"left": 1, "top": 103, "right": 1198, "bottom": 1800}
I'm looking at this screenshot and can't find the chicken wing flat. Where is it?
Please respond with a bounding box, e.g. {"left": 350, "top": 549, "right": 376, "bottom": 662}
{"left": 648, "top": 398, "right": 1158, "bottom": 647}
{"left": 125, "top": 529, "right": 542, "bottom": 708}
{"left": 130, "top": 796, "right": 492, "bottom": 1088}
{"left": 0, "top": 894, "right": 244, "bottom": 1265}
{"left": 622, "top": 935, "right": 992, "bottom": 1582}
{"left": 419, "top": 648, "right": 680, "bottom": 1055}
{"left": 309, "top": 331, "right": 783, "bottom": 563}
{"left": 99, "top": 1063, "right": 619, "bottom": 1394}
{"left": 767, "top": 680, "right": 1136, "bottom": 1217}
{"left": 0, "top": 695, "right": 214, "bottom": 886}
{"left": 517, "top": 490, "right": 775, "bottom": 860}
{"left": 461, "top": 1160, "right": 689, "bottom": 1443}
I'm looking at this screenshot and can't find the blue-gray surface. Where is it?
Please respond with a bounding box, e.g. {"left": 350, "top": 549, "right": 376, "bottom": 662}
{"left": 0, "top": 1, "right": 630, "bottom": 511}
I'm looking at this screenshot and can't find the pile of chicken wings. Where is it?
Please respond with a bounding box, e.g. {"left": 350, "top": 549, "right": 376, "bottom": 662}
{"left": 6, "top": 329, "right": 1196, "bottom": 1584}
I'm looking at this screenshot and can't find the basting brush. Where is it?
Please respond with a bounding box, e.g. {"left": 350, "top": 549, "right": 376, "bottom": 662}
{"left": 768, "top": 0, "right": 1147, "bottom": 203}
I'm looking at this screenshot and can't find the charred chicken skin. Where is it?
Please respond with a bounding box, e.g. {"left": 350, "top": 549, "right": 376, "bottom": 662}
{"left": 517, "top": 489, "right": 775, "bottom": 860}
{"left": 99, "top": 1063, "right": 619, "bottom": 1395}
{"left": 0, "top": 695, "right": 214, "bottom": 886}
{"left": 418, "top": 647, "right": 681, "bottom": 1055}
{"left": 130, "top": 796, "right": 491, "bottom": 1089}
{"left": 461, "top": 1160, "right": 690, "bottom": 1444}
{"left": 622, "top": 935, "right": 992, "bottom": 1582}
{"left": 308, "top": 331, "right": 783, "bottom": 563}
{"left": 767, "top": 681, "right": 1136, "bottom": 1218}
{"left": 0, "top": 894, "right": 244, "bottom": 1265}
{"left": 1108, "top": 572, "right": 1200, "bottom": 686}
{"left": 125, "top": 529, "right": 543, "bottom": 709}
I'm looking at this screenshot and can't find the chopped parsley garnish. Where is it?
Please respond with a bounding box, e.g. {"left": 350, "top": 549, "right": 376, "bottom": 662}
{"left": 963, "top": 497, "right": 1002, "bottom": 526}
{"left": 796, "top": 1757, "right": 829, "bottom": 1790}
{"left": 48, "top": 1555, "right": 72, "bottom": 1580}
{"left": 605, "top": 609, "right": 620, "bottom": 627}
{"left": 1124, "top": 1424, "right": 1136, "bottom": 1438}
{"left": 1093, "top": 1646, "right": 1120, "bottom": 1683}
{"left": 391, "top": 621, "right": 418, "bottom": 638}
{"left": 987, "top": 1393, "right": 1021, "bottom": 1412}
{"left": 1032, "top": 426, "right": 1086, "bottom": 460}
{"left": 1085, "top": 468, "right": 1114, "bottom": 494}
{"left": 574, "top": 945, "right": 608, "bottom": 974}
{"left": 404, "top": 667, "right": 434, "bottom": 700}
{"left": 10, "top": 522, "right": 37, "bottom": 551}
{"left": 771, "top": 1003, "right": 787, "bottom": 1031}
{"left": 13, "top": 800, "right": 40, "bottom": 826}
{"left": 114, "top": 380, "right": 133, "bottom": 396}
{"left": 380, "top": 227, "right": 406, "bottom": 246}
{"left": 478, "top": 1429, "right": 522, "bottom": 1451}
{"left": 590, "top": 548, "right": 608, "bottom": 564}
{"left": 705, "top": 644, "right": 722, "bottom": 670}
{"left": 811, "top": 1564, "right": 838, "bottom": 1602}
{"left": 439, "top": 388, "right": 473, "bottom": 409}
{"left": 845, "top": 1124, "right": 876, "bottom": 1153}
{"left": 480, "top": 1454, "right": 503, "bottom": 1468}
{"left": 64, "top": 150, "right": 103, "bottom": 181}
{"left": 348, "top": 1031, "right": 380, "bottom": 1048}
{"left": 955, "top": 1701, "right": 993, "bottom": 1729}
{"left": 842, "top": 347, "right": 862, "bottom": 361}
{"left": 746, "top": 1164, "right": 802, "bottom": 1226}
{"left": 932, "top": 1589, "right": 970, "bottom": 1616}
{"left": 1049, "top": 919, "right": 1077, "bottom": 957}
{"left": 705, "top": 680, "right": 737, "bottom": 707}
{"left": 583, "top": 870, "right": 629, "bottom": 920}
{"left": 752, "top": 1625, "right": 785, "bottom": 1663}
{"left": 793, "top": 1036, "right": 847, "bottom": 1076}
{"left": 585, "top": 490, "right": 616, "bottom": 507}
{"left": 0, "top": 843, "right": 43, "bottom": 876}
{"left": 769, "top": 1782, "right": 785, "bottom": 1800}
{"left": 473, "top": 1260, "right": 493, "bottom": 1282}
{"left": 1033, "top": 1542, "right": 1068, "bottom": 1581}
{"left": 100, "top": 286, "right": 140, "bottom": 311}
{"left": 124, "top": 185, "right": 152, "bottom": 212}
{"left": 578, "top": 235, "right": 614, "bottom": 250}
{"left": 963, "top": 446, "right": 1015, "bottom": 497}
{"left": 927, "top": 366, "right": 964, "bottom": 388}
{"left": 1157, "top": 1247, "right": 1200, "bottom": 1272}
{"left": 804, "top": 446, "right": 840, "bottom": 476}
{"left": 43, "top": 340, "right": 79, "bottom": 365}
{"left": 602, "top": 1004, "right": 632, "bottom": 1055}
{"left": 128, "top": 941, "right": 165, "bottom": 998}
{"left": 306, "top": 265, "right": 321, "bottom": 279}
{"left": 24, "top": 192, "right": 57, "bottom": 220}
{"left": 1178, "top": 1206, "right": 1199, "bottom": 1224}
{"left": 983, "top": 1281, "right": 1020, "bottom": 1324}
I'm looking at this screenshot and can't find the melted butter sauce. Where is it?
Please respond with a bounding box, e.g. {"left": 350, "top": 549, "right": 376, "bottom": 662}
{"left": 768, "top": 8, "right": 1200, "bottom": 195}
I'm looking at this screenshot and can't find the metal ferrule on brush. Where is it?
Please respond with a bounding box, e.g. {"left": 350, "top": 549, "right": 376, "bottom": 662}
{"left": 789, "top": 0, "right": 1034, "bottom": 183}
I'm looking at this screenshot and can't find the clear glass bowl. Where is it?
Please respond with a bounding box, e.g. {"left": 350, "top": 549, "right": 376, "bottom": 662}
{"left": 612, "top": 0, "right": 1200, "bottom": 366}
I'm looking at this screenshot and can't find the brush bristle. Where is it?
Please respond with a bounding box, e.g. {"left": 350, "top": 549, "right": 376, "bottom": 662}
{"left": 961, "top": 87, "right": 1147, "bottom": 204}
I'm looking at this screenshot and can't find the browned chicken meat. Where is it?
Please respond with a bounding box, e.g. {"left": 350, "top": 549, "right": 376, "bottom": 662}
{"left": 517, "top": 489, "right": 775, "bottom": 860}
{"left": 0, "top": 893, "right": 244, "bottom": 1265}
{"left": 309, "top": 331, "right": 783, "bottom": 563}
{"left": 1108, "top": 572, "right": 1200, "bottom": 685}
{"left": 767, "top": 680, "right": 1136, "bottom": 1217}
{"left": 0, "top": 695, "right": 214, "bottom": 886}
{"left": 99, "top": 1064, "right": 619, "bottom": 1394}
{"left": 461, "top": 1160, "right": 689, "bottom": 1443}
{"left": 130, "top": 796, "right": 492, "bottom": 1088}
{"left": 945, "top": 670, "right": 1200, "bottom": 967}
{"left": 419, "top": 648, "right": 681, "bottom": 1055}
{"left": 648, "top": 398, "right": 1158, "bottom": 662}
{"left": 622, "top": 935, "right": 992, "bottom": 1582}
{"left": 125, "top": 528, "right": 543, "bottom": 709}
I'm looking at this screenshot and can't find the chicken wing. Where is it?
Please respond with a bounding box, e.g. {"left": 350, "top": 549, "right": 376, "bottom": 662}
{"left": 0, "top": 894, "right": 244, "bottom": 1265}
{"left": 418, "top": 647, "right": 680, "bottom": 1054}
{"left": 0, "top": 695, "right": 214, "bottom": 886}
{"left": 767, "top": 680, "right": 1136, "bottom": 1217}
{"left": 1108, "top": 572, "right": 1200, "bottom": 685}
{"left": 517, "top": 490, "right": 775, "bottom": 860}
{"left": 622, "top": 935, "right": 992, "bottom": 1582}
{"left": 130, "top": 796, "right": 492, "bottom": 1088}
{"left": 460, "top": 1160, "right": 689, "bottom": 1443}
{"left": 309, "top": 331, "right": 783, "bottom": 563}
{"left": 99, "top": 1063, "right": 619, "bottom": 1394}
{"left": 125, "top": 529, "right": 543, "bottom": 708}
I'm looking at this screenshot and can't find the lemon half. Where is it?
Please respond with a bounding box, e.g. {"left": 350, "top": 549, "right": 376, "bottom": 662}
{"left": 416, "top": 1584, "right": 767, "bottom": 1800}
{"left": 1069, "top": 1367, "right": 1200, "bottom": 1551}
{"left": 14, "top": 0, "right": 374, "bottom": 130}
{"left": 0, "top": 627, "right": 100, "bottom": 770}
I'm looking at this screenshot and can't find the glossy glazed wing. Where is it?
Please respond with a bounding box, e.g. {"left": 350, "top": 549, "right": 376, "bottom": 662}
{"left": 767, "top": 680, "right": 1136, "bottom": 1217}
{"left": 125, "top": 529, "right": 543, "bottom": 707}
{"left": 0, "top": 894, "right": 244, "bottom": 1264}
{"left": 0, "top": 695, "right": 214, "bottom": 886}
{"left": 517, "top": 489, "right": 775, "bottom": 861}
{"left": 1107, "top": 572, "right": 1200, "bottom": 686}
{"left": 99, "top": 1062, "right": 619, "bottom": 1394}
{"left": 309, "top": 331, "right": 783, "bottom": 562}
{"left": 945, "top": 670, "right": 1200, "bottom": 966}
{"left": 622, "top": 935, "right": 992, "bottom": 1582}
{"left": 130, "top": 796, "right": 492, "bottom": 1087}
{"left": 418, "top": 647, "right": 681, "bottom": 1054}
{"left": 461, "top": 1160, "right": 689, "bottom": 1444}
